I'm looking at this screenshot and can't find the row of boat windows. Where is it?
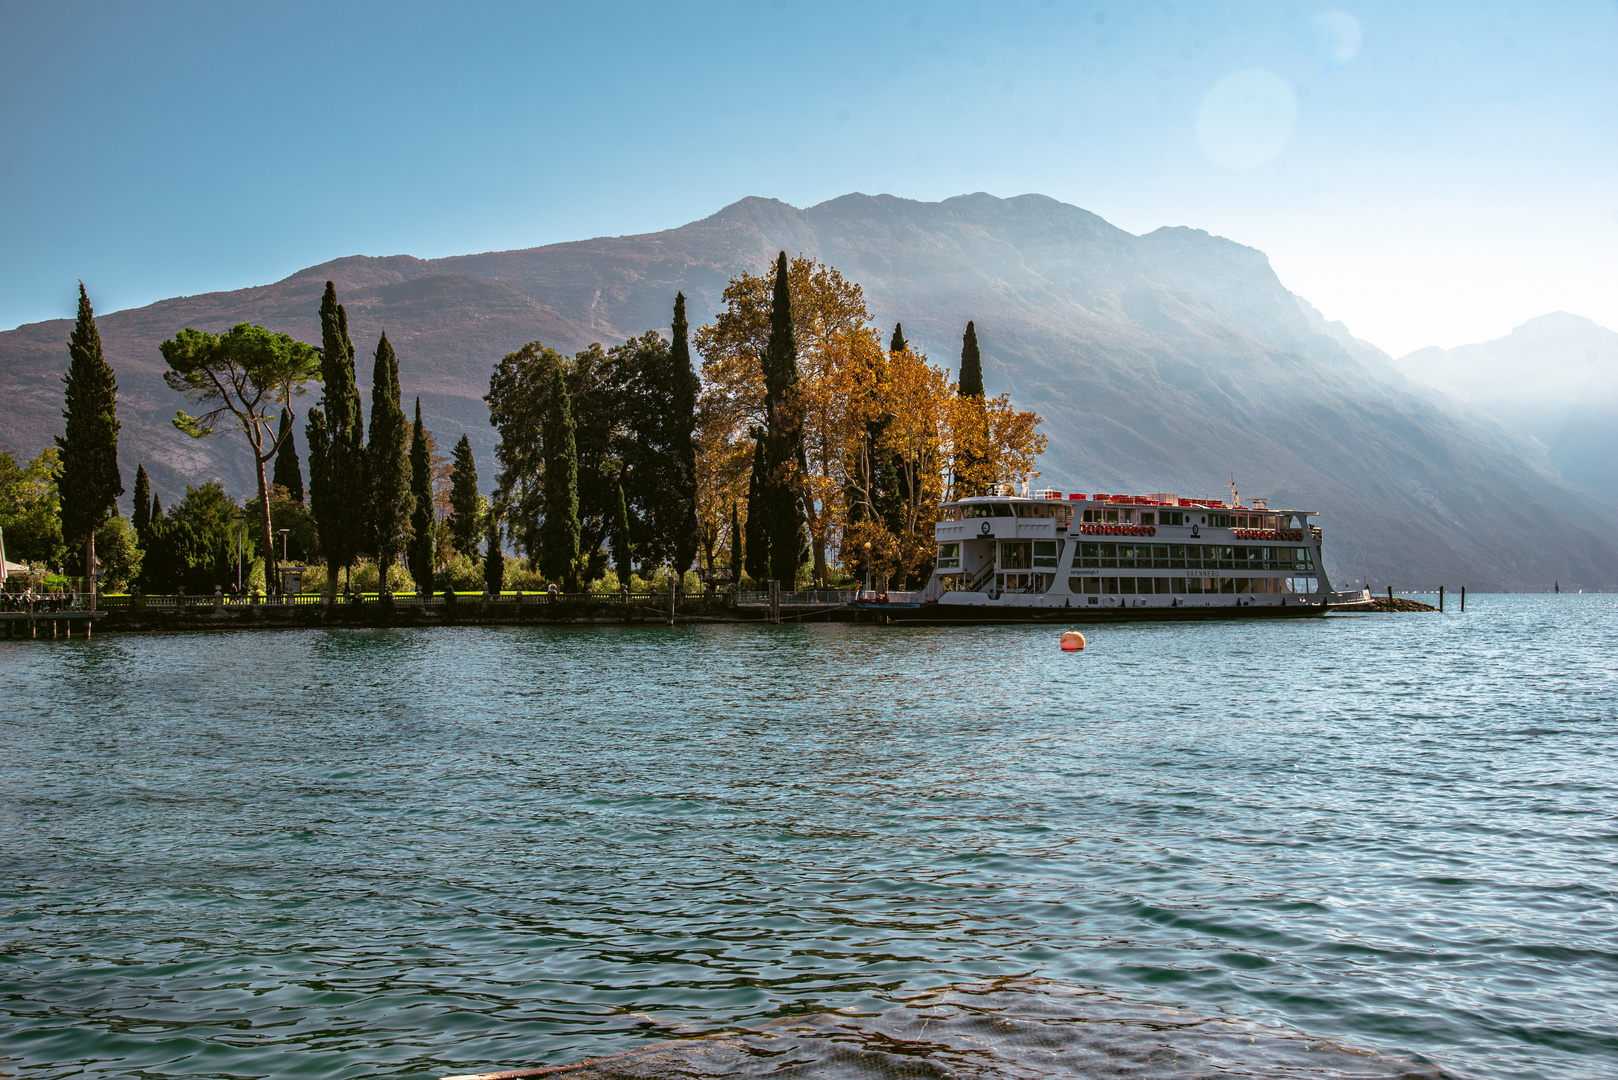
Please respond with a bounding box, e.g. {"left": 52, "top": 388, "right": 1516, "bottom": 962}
{"left": 1079, "top": 543, "right": 1313, "bottom": 570}
{"left": 936, "top": 541, "right": 1317, "bottom": 571}
{"left": 953, "top": 502, "right": 1072, "bottom": 521}
{"left": 1067, "top": 576, "right": 1322, "bottom": 595}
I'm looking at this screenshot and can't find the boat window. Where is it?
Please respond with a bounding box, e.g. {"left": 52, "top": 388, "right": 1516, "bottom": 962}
{"left": 1140, "top": 512, "right": 1155, "bottom": 527}
{"left": 1000, "top": 541, "right": 1032, "bottom": 569}
{"left": 936, "top": 542, "right": 960, "bottom": 569}
{"left": 1099, "top": 542, "right": 1117, "bottom": 568}
{"left": 1033, "top": 540, "right": 1060, "bottom": 567}
{"left": 940, "top": 506, "right": 961, "bottom": 521}
{"left": 1105, "top": 509, "right": 1119, "bottom": 524}
{"left": 1169, "top": 545, "right": 1186, "bottom": 568}
{"left": 1080, "top": 542, "right": 1100, "bottom": 567}
{"left": 961, "top": 502, "right": 1017, "bottom": 518}
{"left": 1151, "top": 544, "right": 1169, "bottom": 568}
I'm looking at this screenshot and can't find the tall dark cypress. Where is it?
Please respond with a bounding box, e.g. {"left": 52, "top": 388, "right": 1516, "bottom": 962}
{"left": 149, "top": 493, "right": 162, "bottom": 523}
{"left": 611, "top": 481, "right": 632, "bottom": 585}
{"left": 955, "top": 320, "right": 989, "bottom": 497}
{"left": 761, "top": 252, "right": 804, "bottom": 587}
{"left": 537, "top": 369, "right": 581, "bottom": 591}
{"left": 483, "top": 517, "right": 505, "bottom": 594}
{"left": 131, "top": 465, "right": 152, "bottom": 540}
{"left": 407, "top": 398, "right": 435, "bottom": 595}
{"left": 958, "top": 320, "right": 984, "bottom": 397}
{"left": 366, "top": 332, "right": 414, "bottom": 591}
{"left": 306, "top": 281, "right": 364, "bottom": 592}
{"left": 743, "top": 435, "right": 770, "bottom": 583}
{"left": 272, "top": 408, "right": 304, "bottom": 503}
{"left": 889, "top": 323, "right": 907, "bottom": 353}
{"left": 447, "top": 435, "right": 481, "bottom": 558}
{"left": 56, "top": 283, "right": 123, "bottom": 576}
{"left": 729, "top": 500, "right": 742, "bottom": 585}
{"left": 667, "top": 293, "right": 701, "bottom": 572}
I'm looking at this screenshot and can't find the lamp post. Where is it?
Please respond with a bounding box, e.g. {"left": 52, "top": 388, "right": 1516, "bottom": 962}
{"left": 278, "top": 528, "right": 290, "bottom": 597}
{"left": 862, "top": 542, "right": 872, "bottom": 597}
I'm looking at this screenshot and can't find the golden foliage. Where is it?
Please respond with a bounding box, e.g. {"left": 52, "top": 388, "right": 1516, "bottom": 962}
{"left": 695, "top": 258, "right": 1045, "bottom": 589}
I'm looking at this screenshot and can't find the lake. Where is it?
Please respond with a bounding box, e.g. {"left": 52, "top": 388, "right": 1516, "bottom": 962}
{"left": 2, "top": 595, "right": 1614, "bottom": 1079}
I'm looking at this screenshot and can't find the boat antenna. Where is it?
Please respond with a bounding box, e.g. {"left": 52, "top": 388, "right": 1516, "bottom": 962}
{"left": 1229, "top": 474, "right": 1240, "bottom": 508}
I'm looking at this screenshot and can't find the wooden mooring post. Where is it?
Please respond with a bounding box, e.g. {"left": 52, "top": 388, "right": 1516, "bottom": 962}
{"left": 1387, "top": 585, "right": 1394, "bottom": 611}
{"left": 770, "top": 580, "right": 781, "bottom": 625}
{"left": 1461, "top": 586, "right": 1466, "bottom": 612}
{"left": 1439, "top": 585, "right": 1445, "bottom": 612}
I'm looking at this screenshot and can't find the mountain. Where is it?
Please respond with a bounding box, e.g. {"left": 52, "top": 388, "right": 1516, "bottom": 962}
{"left": 2, "top": 192, "right": 1614, "bottom": 590}
{"left": 1396, "top": 313, "right": 1618, "bottom": 501}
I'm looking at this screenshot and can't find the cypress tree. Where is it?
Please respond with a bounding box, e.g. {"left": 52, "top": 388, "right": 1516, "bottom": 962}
{"left": 761, "top": 251, "right": 804, "bottom": 587}
{"left": 890, "top": 322, "right": 907, "bottom": 353}
{"left": 131, "top": 465, "right": 152, "bottom": 539}
{"left": 272, "top": 408, "right": 304, "bottom": 503}
{"left": 408, "top": 398, "right": 435, "bottom": 596}
{"left": 366, "top": 332, "right": 414, "bottom": 593}
{"left": 57, "top": 283, "right": 123, "bottom": 579}
{"left": 483, "top": 517, "right": 505, "bottom": 594}
{"left": 667, "top": 292, "right": 701, "bottom": 573}
{"left": 306, "top": 281, "right": 364, "bottom": 593}
{"left": 611, "top": 481, "right": 632, "bottom": 585}
{"left": 537, "top": 369, "right": 581, "bottom": 591}
{"left": 150, "top": 493, "right": 163, "bottom": 523}
{"left": 447, "top": 434, "right": 481, "bottom": 558}
{"left": 955, "top": 320, "right": 989, "bottom": 497}
{"left": 729, "top": 500, "right": 742, "bottom": 585}
{"left": 743, "top": 435, "right": 770, "bottom": 583}
{"left": 958, "top": 320, "right": 984, "bottom": 397}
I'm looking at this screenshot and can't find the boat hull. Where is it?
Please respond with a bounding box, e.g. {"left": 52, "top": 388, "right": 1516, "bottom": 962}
{"left": 852, "top": 600, "right": 1329, "bottom": 624}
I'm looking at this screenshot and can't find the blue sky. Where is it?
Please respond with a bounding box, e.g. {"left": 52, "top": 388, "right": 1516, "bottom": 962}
{"left": 2, "top": 0, "right": 1614, "bottom": 355}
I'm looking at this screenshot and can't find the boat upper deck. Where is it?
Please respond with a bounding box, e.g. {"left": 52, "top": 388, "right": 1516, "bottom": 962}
{"left": 937, "top": 489, "right": 1321, "bottom": 543}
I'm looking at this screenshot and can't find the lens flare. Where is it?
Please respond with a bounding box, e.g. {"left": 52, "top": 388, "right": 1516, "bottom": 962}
{"left": 1196, "top": 69, "right": 1298, "bottom": 170}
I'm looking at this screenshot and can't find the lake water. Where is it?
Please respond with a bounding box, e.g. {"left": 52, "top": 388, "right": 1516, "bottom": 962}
{"left": 2, "top": 596, "right": 1614, "bottom": 1079}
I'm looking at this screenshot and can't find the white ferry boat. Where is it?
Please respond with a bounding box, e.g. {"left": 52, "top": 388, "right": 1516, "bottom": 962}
{"left": 869, "top": 484, "right": 1331, "bottom": 622}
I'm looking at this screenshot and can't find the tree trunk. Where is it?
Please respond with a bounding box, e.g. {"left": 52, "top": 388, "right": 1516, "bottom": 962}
{"left": 255, "top": 452, "right": 276, "bottom": 596}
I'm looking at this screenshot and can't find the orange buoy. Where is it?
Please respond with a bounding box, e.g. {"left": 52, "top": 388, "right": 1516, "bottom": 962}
{"left": 1060, "top": 630, "right": 1086, "bottom": 651}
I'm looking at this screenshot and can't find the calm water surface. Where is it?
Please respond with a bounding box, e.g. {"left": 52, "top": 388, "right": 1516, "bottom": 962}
{"left": 1, "top": 595, "right": 1614, "bottom": 1079}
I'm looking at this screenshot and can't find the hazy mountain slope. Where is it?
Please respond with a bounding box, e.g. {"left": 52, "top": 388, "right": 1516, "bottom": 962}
{"left": 0, "top": 259, "right": 591, "bottom": 506}
{"left": 2, "top": 192, "right": 1613, "bottom": 589}
{"left": 1396, "top": 313, "right": 1618, "bottom": 500}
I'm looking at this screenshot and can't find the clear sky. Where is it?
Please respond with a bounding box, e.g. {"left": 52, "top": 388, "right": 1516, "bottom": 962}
{"left": 2, "top": 1, "right": 1614, "bottom": 356}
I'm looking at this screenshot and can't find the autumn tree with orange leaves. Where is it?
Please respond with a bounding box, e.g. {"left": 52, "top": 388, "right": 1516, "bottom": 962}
{"left": 695, "top": 257, "right": 1046, "bottom": 590}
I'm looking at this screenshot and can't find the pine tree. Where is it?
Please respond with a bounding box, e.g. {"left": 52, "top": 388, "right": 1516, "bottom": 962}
{"left": 667, "top": 292, "right": 701, "bottom": 572}
{"left": 729, "top": 500, "right": 742, "bottom": 585}
{"left": 56, "top": 283, "right": 123, "bottom": 581}
{"left": 366, "top": 332, "right": 414, "bottom": 593}
{"left": 306, "top": 282, "right": 365, "bottom": 593}
{"left": 537, "top": 369, "right": 581, "bottom": 591}
{"left": 611, "top": 481, "right": 632, "bottom": 585}
{"left": 131, "top": 465, "right": 152, "bottom": 539}
{"left": 743, "top": 435, "right": 770, "bottom": 583}
{"left": 761, "top": 251, "right": 804, "bottom": 587}
{"left": 483, "top": 517, "right": 505, "bottom": 594}
{"left": 447, "top": 434, "right": 481, "bottom": 557}
{"left": 150, "top": 493, "right": 162, "bottom": 522}
{"left": 955, "top": 320, "right": 989, "bottom": 497}
{"left": 408, "top": 398, "right": 435, "bottom": 596}
{"left": 890, "top": 322, "right": 907, "bottom": 353}
{"left": 272, "top": 408, "right": 304, "bottom": 504}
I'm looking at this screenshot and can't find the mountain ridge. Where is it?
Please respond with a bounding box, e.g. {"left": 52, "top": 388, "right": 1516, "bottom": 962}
{"left": 2, "top": 191, "right": 1613, "bottom": 589}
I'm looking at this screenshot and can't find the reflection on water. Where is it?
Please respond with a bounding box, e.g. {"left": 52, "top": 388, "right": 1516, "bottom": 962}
{"left": 1, "top": 596, "right": 1614, "bottom": 1080}
{"left": 456, "top": 979, "right": 1458, "bottom": 1079}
